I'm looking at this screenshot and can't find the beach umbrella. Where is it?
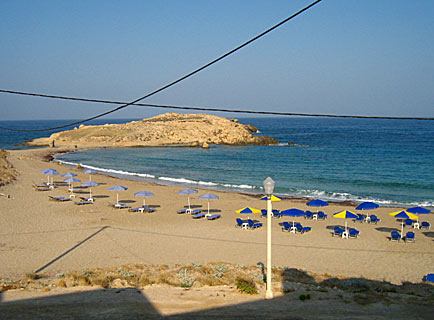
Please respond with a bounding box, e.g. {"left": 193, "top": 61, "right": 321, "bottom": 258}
{"left": 178, "top": 188, "right": 198, "bottom": 210}
{"left": 108, "top": 185, "right": 128, "bottom": 204}
{"left": 83, "top": 169, "right": 97, "bottom": 181}
{"left": 260, "top": 195, "right": 282, "bottom": 201}
{"left": 333, "top": 210, "right": 358, "bottom": 233}
{"left": 198, "top": 192, "right": 219, "bottom": 214}
{"left": 389, "top": 210, "right": 419, "bottom": 238}
{"left": 355, "top": 202, "right": 379, "bottom": 210}
{"left": 406, "top": 207, "right": 430, "bottom": 214}
{"left": 42, "top": 168, "right": 59, "bottom": 185}
{"left": 64, "top": 177, "right": 80, "bottom": 193}
{"left": 82, "top": 180, "right": 99, "bottom": 199}
{"left": 134, "top": 190, "right": 155, "bottom": 207}
{"left": 306, "top": 199, "right": 329, "bottom": 207}
{"left": 236, "top": 207, "right": 261, "bottom": 219}
{"left": 281, "top": 208, "right": 306, "bottom": 225}
{"left": 61, "top": 172, "right": 77, "bottom": 178}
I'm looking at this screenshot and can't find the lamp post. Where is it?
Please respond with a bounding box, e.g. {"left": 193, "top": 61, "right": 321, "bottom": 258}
{"left": 263, "top": 176, "right": 275, "bottom": 299}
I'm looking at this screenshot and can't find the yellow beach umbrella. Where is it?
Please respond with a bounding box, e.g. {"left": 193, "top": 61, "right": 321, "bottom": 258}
{"left": 260, "top": 195, "right": 282, "bottom": 202}
{"left": 333, "top": 210, "right": 358, "bottom": 233}
{"left": 236, "top": 207, "right": 261, "bottom": 214}
{"left": 389, "top": 210, "right": 419, "bottom": 238}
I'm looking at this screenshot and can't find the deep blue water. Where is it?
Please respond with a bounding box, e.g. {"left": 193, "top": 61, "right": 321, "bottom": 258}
{"left": 1, "top": 117, "right": 433, "bottom": 206}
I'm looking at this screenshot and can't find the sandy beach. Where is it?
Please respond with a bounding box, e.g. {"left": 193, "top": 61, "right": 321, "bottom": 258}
{"left": 0, "top": 147, "right": 433, "bottom": 318}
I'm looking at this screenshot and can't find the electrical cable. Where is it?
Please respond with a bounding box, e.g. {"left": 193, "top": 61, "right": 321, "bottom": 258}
{"left": 0, "top": 0, "right": 323, "bottom": 132}
{"left": 0, "top": 89, "right": 433, "bottom": 130}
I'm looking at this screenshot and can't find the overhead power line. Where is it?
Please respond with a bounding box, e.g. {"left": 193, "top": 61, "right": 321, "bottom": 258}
{"left": 0, "top": 89, "right": 433, "bottom": 130}
{"left": 0, "top": 0, "right": 323, "bottom": 132}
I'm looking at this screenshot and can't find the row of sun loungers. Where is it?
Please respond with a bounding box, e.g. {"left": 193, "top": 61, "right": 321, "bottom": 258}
{"left": 332, "top": 226, "right": 360, "bottom": 238}
{"left": 281, "top": 222, "right": 312, "bottom": 234}
{"left": 354, "top": 214, "right": 381, "bottom": 224}
{"left": 391, "top": 231, "right": 415, "bottom": 242}
{"left": 236, "top": 218, "right": 262, "bottom": 229}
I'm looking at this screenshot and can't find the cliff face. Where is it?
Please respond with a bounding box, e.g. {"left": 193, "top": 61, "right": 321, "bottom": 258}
{"left": 26, "top": 113, "right": 278, "bottom": 148}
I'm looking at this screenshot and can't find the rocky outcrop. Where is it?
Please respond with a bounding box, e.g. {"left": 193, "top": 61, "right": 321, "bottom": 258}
{"left": 26, "top": 113, "right": 278, "bottom": 148}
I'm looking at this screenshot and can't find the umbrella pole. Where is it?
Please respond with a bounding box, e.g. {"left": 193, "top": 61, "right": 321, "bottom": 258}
{"left": 401, "top": 221, "right": 404, "bottom": 239}
{"left": 117, "top": 193, "right": 119, "bottom": 204}
{"left": 143, "top": 199, "right": 146, "bottom": 207}
{"left": 208, "top": 201, "right": 210, "bottom": 215}
{"left": 89, "top": 188, "right": 92, "bottom": 199}
{"left": 188, "top": 196, "right": 191, "bottom": 210}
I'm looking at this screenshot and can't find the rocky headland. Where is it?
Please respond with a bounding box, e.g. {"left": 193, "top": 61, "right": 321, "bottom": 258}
{"left": 26, "top": 113, "right": 278, "bottom": 148}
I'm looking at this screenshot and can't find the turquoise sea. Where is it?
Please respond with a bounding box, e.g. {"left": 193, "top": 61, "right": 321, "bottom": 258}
{"left": 1, "top": 117, "right": 433, "bottom": 207}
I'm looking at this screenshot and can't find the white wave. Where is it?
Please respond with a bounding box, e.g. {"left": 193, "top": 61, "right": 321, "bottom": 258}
{"left": 222, "top": 183, "right": 256, "bottom": 189}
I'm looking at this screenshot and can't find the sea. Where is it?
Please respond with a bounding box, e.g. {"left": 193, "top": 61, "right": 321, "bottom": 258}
{"left": 1, "top": 117, "right": 433, "bottom": 207}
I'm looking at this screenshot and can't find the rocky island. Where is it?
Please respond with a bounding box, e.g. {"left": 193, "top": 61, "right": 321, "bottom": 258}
{"left": 26, "top": 113, "right": 278, "bottom": 148}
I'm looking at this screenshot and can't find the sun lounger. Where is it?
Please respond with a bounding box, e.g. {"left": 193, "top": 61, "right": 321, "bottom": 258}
{"left": 80, "top": 197, "right": 94, "bottom": 203}
{"left": 349, "top": 228, "right": 360, "bottom": 238}
{"left": 111, "top": 203, "right": 130, "bottom": 209}
{"left": 74, "top": 200, "right": 93, "bottom": 205}
{"left": 48, "top": 196, "right": 71, "bottom": 202}
{"left": 332, "top": 226, "right": 344, "bottom": 237}
{"left": 425, "top": 274, "right": 434, "bottom": 282}
{"left": 177, "top": 208, "right": 188, "bottom": 214}
{"left": 305, "top": 211, "right": 314, "bottom": 219}
{"left": 206, "top": 214, "right": 221, "bottom": 220}
{"left": 318, "top": 211, "right": 327, "bottom": 220}
{"left": 236, "top": 218, "right": 244, "bottom": 228}
{"left": 129, "top": 206, "right": 155, "bottom": 213}
{"left": 420, "top": 221, "right": 430, "bottom": 229}
{"left": 193, "top": 212, "right": 207, "bottom": 219}
{"left": 405, "top": 219, "right": 413, "bottom": 227}
{"left": 405, "top": 231, "right": 415, "bottom": 242}
{"left": 247, "top": 219, "right": 262, "bottom": 229}
{"left": 369, "top": 215, "right": 380, "bottom": 224}
{"left": 272, "top": 210, "right": 282, "bottom": 218}
{"left": 191, "top": 209, "right": 202, "bottom": 214}
{"left": 354, "top": 214, "right": 364, "bottom": 223}
{"left": 302, "top": 226, "right": 312, "bottom": 233}
{"left": 282, "top": 221, "right": 292, "bottom": 232}
{"left": 390, "top": 231, "right": 401, "bottom": 241}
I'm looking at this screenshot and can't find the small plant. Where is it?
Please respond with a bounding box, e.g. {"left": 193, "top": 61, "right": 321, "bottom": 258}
{"left": 299, "top": 294, "right": 311, "bottom": 301}
{"left": 236, "top": 277, "right": 258, "bottom": 295}
{"left": 178, "top": 268, "right": 195, "bottom": 288}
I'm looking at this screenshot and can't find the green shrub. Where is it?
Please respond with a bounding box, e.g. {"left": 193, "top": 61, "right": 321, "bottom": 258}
{"left": 236, "top": 277, "right": 258, "bottom": 295}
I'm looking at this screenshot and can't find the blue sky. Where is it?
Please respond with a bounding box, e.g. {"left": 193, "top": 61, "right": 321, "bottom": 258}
{"left": 1, "top": 0, "right": 433, "bottom": 120}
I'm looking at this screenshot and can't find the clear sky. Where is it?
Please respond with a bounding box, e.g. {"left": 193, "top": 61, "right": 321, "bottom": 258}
{"left": 1, "top": 0, "right": 433, "bottom": 120}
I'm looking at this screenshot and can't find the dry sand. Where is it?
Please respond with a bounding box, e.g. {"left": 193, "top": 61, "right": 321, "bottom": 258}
{"left": 0, "top": 147, "right": 433, "bottom": 319}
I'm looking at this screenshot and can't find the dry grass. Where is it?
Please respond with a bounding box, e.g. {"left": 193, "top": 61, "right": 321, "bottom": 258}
{"left": 0, "top": 262, "right": 432, "bottom": 309}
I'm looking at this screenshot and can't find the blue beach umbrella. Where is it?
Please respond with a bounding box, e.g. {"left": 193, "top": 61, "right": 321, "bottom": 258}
{"left": 108, "top": 185, "right": 128, "bottom": 204}
{"left": 134, "top": 190, "right": 155, "bottom": 207}
{"left": 83, "top": 169, "right": 97, "bottom": 181}
{"left": 178, "top": 188, "right": 198, "bottom": 210}
{"left": 406, "top": 207, "right": 430, "bottom": 214}
{"left": 281, "top": 208, "right": 306, "bottom": 225}
{"left": 64, "top": 177, "right": 81, "bottom": 193}
{"left": 82, "top": 180, "right": 99, "bottom": 198}
{"left": 61, "top": 172, "right": 77, "bottom": 178}
{"left": 355, "top": 202, "right": 379, "bottom": 210}
{"left": 42, "top": 168, "right": 59, "bottom": 185}
{"left": 198, "top": 192, "right": 219, "bottom": 214}
{"left": 306, "top": 199, "right": 329, "bottom": 207}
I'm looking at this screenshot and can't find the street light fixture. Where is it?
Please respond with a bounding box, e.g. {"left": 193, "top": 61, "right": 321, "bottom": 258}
{"left": 263, "top": 177, "right": 275, "bottom": 299}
